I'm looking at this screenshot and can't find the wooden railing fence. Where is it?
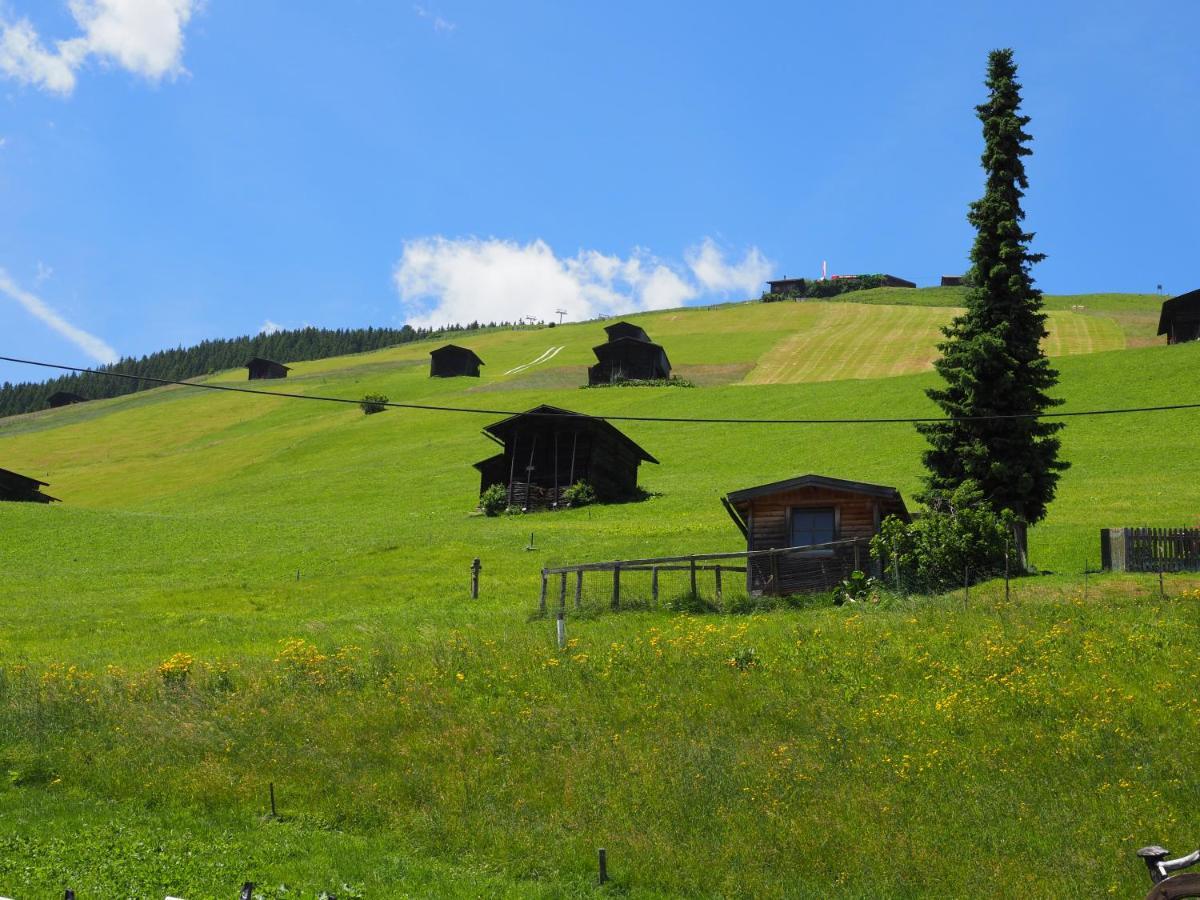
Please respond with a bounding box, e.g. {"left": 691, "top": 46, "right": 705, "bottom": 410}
{"left": 1102, "top": 527, "right": 1200, "bottom": 573}
{"left": 537, "top": 538, "right": 871, "bottom": 613}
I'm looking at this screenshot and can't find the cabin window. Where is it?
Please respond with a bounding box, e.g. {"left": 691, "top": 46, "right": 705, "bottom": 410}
{"left": 790, "top": 507, "right": 835, "bottom": 548}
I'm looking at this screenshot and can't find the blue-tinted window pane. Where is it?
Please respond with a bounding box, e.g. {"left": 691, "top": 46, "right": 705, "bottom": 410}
{"left": 790, "top": 508, "right": 835, "bottom": 547}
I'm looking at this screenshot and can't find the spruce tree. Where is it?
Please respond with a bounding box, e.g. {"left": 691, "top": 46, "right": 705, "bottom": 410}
{"left": 917, "top": 48, "right": 1067, "bottom": 567}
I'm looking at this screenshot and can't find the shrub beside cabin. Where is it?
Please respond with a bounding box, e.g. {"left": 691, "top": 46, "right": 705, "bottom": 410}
{"left": 723, "top": 475, "right": 909, "bottom": 594}
{"left": 588, "top": 322, "right": 671, "bottom": 385}
{"left": 475, "top": 404, "right": 657, "bottom": 509}
{"left": 430, "top": 345, "right": 484, "bottom": 378}
{"left": 0, "top": 467, "right": 59, "bottom": 503}
{"left": 1158, "top": 289, "right": 1200, "bottom": 344}
{"left": 246, "top": 358, "right": 290, "bottom": 380}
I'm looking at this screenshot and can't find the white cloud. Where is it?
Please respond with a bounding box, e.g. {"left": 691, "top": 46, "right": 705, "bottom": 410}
{"left": 259, "top": 319, "right": 282, "bottom": 335}
{"left": 34, "top": 260, "right": 53, "bottom": 283}
{"left": 0, "top": 0, "right": 199, "bottom": 96}
{"left": 393, "top": 236, "right": 769, "bottom": 328}
{"left": 413, "top": 4, "right": 455, "bottom": 33}
{"left": 0, "top": 267, "right": 118, "bottom": 364}
{"left": 686, "top": 237, "right": 772, "bottom": 295}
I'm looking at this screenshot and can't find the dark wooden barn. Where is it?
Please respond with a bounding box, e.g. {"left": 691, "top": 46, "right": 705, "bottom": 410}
{"left": 0, "top": 467, "right": 59, "bottom": 503}
{"left": 47, "top": 391, "right": 87, "bottom": 408}
{"left": 474, "top": 404, "right": 657, "bottom": 508}
{"left": 722, "top": 474, "right": 909, "bottom": 594}
{"left": 766, "top": 277, "right": 807, "bottom": 296}
{"left": 430, "top": 344, "right": 484, "bottom": 378}
{"left": 587, "top": 322, "right": 671, "bottom": 385}
{"left": 940, "top": 275, "right": 964, "bottom": 287}
{"left": 246, "top": 357, "right": 290, "bottom": 380}
{"left": 1158, "top": 289, "right": 1200, "bottom": 344}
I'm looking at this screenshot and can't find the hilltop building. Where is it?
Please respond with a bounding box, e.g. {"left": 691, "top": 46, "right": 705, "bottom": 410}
{"left": 246, "top": 358, "right": 290, "bottom": 380}
{"left": 474, "top": 404, "right": 657, "bottom": 509}
{"left": 940, "top": 275, "right": 964, "bottom": 287}
{"left": 766, "top": 277, "right": 807, "bottom": 297}
{"left": 587, "top": 321, "right": 672, "bottom": 385}
{"left": 47, "top": 391, "right": 87, "bottom": 408}
{"left": 0, "top": 467, "right": 59, "bottom": 503}
{"left": 430, "top": 344, "right": 484, "bottom": 378}
{"left": 722, "top": 474, "right": 909, "bottom": 594}
{"left": 1158, "top": 289, "right": 1200, "bottom": 344}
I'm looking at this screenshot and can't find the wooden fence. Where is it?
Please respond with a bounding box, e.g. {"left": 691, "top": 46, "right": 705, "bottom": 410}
{"left": 537, "top": 538, "right": 871, "bottom": 613}
{"left": 1102, "top": 527, "right": 1200, "bottom": 573}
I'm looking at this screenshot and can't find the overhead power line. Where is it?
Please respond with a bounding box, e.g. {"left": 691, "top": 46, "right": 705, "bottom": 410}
{"left": 3, "top": 354, "right": 1200, "bottom": 426}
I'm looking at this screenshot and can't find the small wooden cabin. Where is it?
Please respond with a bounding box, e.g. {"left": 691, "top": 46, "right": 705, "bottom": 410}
{"left": 1158, "top": 289, "right": 1200, "bottom": 344}
{"left": 723, "top": 474, "right": 909, "bottom": 594}
{"left": 766, "top": 277, "right": 807, "bottom": 296}
{"left": 0, "top": 467, "right": 59, "bottom": 503}
{"left": 587, "top": 322, "right": 671, "bottom": 385}
{"left": 430, "top": 344, "right": 484, "bottom": 378}
{"left": 474, "top": 404, "right": 657, "bottom": 508}
{"left": 246, "top": 358, "right": 290, "bottom": 380}
{"left": 47, "top": 391, "right": 86, "bottom": 408}
{"left": 940, "top": 275, "right": 964, "bottom": 287}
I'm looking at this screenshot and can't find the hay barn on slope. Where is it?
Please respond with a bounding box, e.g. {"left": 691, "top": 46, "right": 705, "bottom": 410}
{"left": 246, "top": 358, "right": 290, "bottom": 380}
{"left": 587, "top": 321, "right": 671, "bottom": 385}
{"left": 474, "top": 404, "right": 657, "bottom": 509}
{"left": 723, "top": 474, "right": 909, "bottom": 594}
{"left": 47, "top": 391, "right": 87, "bottom": 408}
{"left": 1158, "top": 289, "right": 1200, "bottom": 344}
{"left": 0, "top": 467, "right": 59, "bottom": 503}
{"left": 430, "top": 344, "right": 484, "bottom": 378}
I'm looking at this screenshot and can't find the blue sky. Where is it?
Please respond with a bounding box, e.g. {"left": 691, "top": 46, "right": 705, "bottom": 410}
{"left": 1, "top": 0, "right": 1198, "bottom": 385}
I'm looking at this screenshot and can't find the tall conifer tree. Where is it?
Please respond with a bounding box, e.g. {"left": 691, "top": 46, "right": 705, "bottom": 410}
{"left": 917, "top": 48, "right": 1067, "bottom": 566}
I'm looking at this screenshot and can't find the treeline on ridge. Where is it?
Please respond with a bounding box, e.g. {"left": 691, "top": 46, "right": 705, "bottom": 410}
{"left": 0, "top": 320, "right": 514, "bottom": 418}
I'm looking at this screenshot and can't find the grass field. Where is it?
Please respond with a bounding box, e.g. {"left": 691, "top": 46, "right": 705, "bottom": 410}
{"left": 2, "top": 294, "right": 1197, "bottom": 897}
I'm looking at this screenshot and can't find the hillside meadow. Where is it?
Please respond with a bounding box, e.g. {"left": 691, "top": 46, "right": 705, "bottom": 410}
{"left": 2, "top": 294, "right": 1198, "bottom": 897}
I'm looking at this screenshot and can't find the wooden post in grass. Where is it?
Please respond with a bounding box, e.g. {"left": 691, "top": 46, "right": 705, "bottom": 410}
{"left": 715, "top": 565, "right": 723, "bottom": 605}
{"left": 689, "top": 557, "right": 698, "bottom": 597}
{"left": 598, "top": 848, "right": 609, "bottom": 885}
{"left": 557, "top": 609, "right": 566, "bottom": 650}
{"left": 853, "top": 540, "right": 861, "bottom": 572}
{"left": 769, "top": 551, "right": 780, "bottom": 593}
{"left": 269, "top": 782, "right": 277, "bottom": 818}
{"left": 611, "top": 565, "right": 621, "bottom": 610}
{"left": 470, "top": 558, "right": 481, "bottom": 599}
{"left": 651, "top": 566, "right": 659, "bottom": 606}
{"left": 1159, "top": 563, "right": 1166, "bottom": 599}
{"left": 538, "top": 572, "right": 548, "bottom": 616}
{"left": 559, "top": 572, "right": 567, "bottom": 612}
{"left": 574, "top": 570, "right": 583, "bottom": 610}
{"left": 1004, "top": 544, "right": 1010, "bottom": 603}
{"left": 963, "top": 566, "right": 969, "bottom": 608}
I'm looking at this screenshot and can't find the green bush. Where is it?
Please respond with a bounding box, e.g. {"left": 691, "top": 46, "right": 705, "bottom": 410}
{"left": 479, "top": 484, "right": 508, "bottom": 517}
{"left": 359, "top": 394, "right": 389, "bottom": 415}
{"left": 833, "top": 570, "right": 878, "bottom": 605}
{"left": 871, "top": 481, "right": 1014, "bottom": 593}
{"left": 561, "top": 481, "right": 597, "bottom": 507}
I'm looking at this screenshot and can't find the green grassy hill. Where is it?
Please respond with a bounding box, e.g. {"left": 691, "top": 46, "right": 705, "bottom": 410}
{"left": 2, "top": 291, "right": 1197, "bottom": 897}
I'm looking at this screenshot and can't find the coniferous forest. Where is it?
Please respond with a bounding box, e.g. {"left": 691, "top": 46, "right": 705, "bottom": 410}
{"left": 0, "top": 320, "right": 516, "bottom": 418}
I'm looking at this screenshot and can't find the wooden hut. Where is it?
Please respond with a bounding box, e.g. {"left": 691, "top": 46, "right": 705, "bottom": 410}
{"left": 940, "top": 275, "right": 964, "bottom": 287}
{"left": 246, "top": 357, "right": 290, "bottom": 380}
{"left": 0, "top": 467, "right": 59, "bottom": 503}
{"left": 474, "top": 404, "right": 657, "bottom": 508}
{"left": 430, "top": 344, "right": 484, "bottom": 378}
{"left": 587, "top": 322, "right": 671, "bottom": 385}
{"left": 46, "top": 391, "right": 86, "bottom": 408}
{"left": 1158, "top": 289, "right": 1200, "bottom": 344}
{"left": 766, "top": 277, "right": 807, "bottom": 297}
{"left": 722, "top": 474, "right": 909, "bottom": 594}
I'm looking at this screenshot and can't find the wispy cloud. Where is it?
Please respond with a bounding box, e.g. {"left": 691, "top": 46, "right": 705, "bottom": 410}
{"left": 0, "top": 267, "right": 118, "bottom": 363}
{"left": 0, "top": 0, "right": 201, "bottom": 96}
{"left": 34, "top": 260, "right": 53, "bottom": 284}
{"left": 259, "top": 319, "right": 282, "bottom": 335}
{"left": 413, "top": 3, "right": 455, "bottom": 33}
{"left": 393, "top": 237, "right": 770, "bottom": 328}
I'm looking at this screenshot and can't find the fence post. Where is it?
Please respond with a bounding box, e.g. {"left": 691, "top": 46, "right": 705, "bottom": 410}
{"left": 557, "top": 609, "right": 566, "bottom": 650}
{"left": 598, "top": 848, "right": 609, "bottom": 885}
{"left": 470, "top": 558, "right": 481, "bottom": 599}
{"left": 891, "top": 541, "right": 900, "bottom": 592}
{"left": 574, "top": 569, "right": 583, "bottom": 610}
{"left": 612, "top": 565, "right": 621, "bottom": 610}
{"left": 689, "top": 557, "right": 697, "bottom": 597}
{"left": 1004, "top": 542, "right": 1010, "bottom": 603}
{"left": 963, "top": 566, "right": 969, "bottom": 607}
{"left": 1159, "top": 563, "right": 1165, "bottom": 599}
{"left": 853, "top": 540, "right": 861, "bottom": 573}
{"left": 651, "top": 566, "right": 659, "bottom": 606}
{"left": 715, "top": 565, "right": 723, "bottom": 604}
{"left": 559, "top": 572, "right": 567, "bottom": 612}
{"left": 538, "top": 571, "right": 548, "bottom": 616}
{"left": 769, "top": 550, "right": 780, "bottom": 593}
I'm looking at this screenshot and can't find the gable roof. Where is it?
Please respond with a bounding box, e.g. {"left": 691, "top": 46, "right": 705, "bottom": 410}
{"left": 725, "top": 473, "right": 905, "bottom": 504}
{"left": 603, "top": 321, "right": 650, "bottom": 343}
{"left": 430, "top": 344, "right": 484, "bottom": 365}
{"left": 0, "top": 467, "right": 49, "bottom": 489}
{"left": 591, "top": 336, "right": 672, "bottom": 371}
{"left": 480, "top": 404, "right": 658, "bottom": 464}
{"left": 245, "top": 357, "right": 291, "bottom": 370}
{"left": 1158, "top": 289, "right": 1200, "bottom": 335}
